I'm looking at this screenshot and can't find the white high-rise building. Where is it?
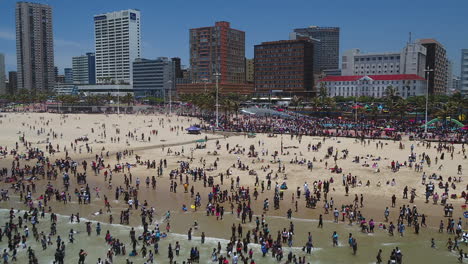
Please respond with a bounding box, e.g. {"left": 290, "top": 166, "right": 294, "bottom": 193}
{"left": 94, "top": 9, "right": 141, "bottom": 84}
{"left": 342, "top": 42, "right": 426, "bottom": 78}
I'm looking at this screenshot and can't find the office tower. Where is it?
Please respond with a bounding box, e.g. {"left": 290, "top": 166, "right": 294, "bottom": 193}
{"left": 8, "top": 71, "right": 18, "bottom": 94}
{"left": 417, "top": 39, "right": 448, "bottom": 94}
{"left": 0, "top": 53, "right": 5, "bottom": 95}
{"left": 342, "top": 42, "right": 426, "bottom": 77}
{"left": 461, "top": 49, "right": 468, "bottom": 96}
{"left": 94, "top": 9, "right": 141, "bottom": 84}
{"left": 292, "top": 26, "right": 340, "bottom": 74}
{"left": 190, "top": 21, "right": 245, "bottom": 84}
{"left": 16, "top": 2, "right": 55, "bottom": 93}
{"left": 245, "top": 58, "right": 254, "bottom": 83}
{"left": 64, "top": 68, "right": 73, "bottom": 84}
{"left": 171, "top": 57, "right": 183, "bottom": 79}
{"left": 254, "top": 39, "right": 314, "bottom": 94}
{"left": 72, "top": 53, "right": 96, "bottom": 84}
{"left": 132, "top": 57, "right": 174, "bottom": 98}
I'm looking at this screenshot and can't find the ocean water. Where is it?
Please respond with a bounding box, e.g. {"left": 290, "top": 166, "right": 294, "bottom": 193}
{"left": 0, "top": 208, "right": 458, "bottom": 264}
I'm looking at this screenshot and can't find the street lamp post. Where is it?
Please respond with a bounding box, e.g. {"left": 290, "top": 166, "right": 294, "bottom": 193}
{"left": 424, "top": 68, "right": 434, "bottom": 134}
{"left": 202, "top": 78, "right": 208, "bottom": 93}
{"left": 214, "top": 72, "right": 221, "bottom": 128}
{"left": 167, "top": 80, "right": 173, "bottom": 114}
{"left": 117, "top": 86, "right": 120, "bottom": 115}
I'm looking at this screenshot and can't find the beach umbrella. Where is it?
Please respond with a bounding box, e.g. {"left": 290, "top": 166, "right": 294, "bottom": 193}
{"left": 186, "top": 126, "right": 201, "bottom": 131}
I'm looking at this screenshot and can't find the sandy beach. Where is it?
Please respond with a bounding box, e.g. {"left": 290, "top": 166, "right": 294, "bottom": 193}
{"left": 0, "top": 112, "right": 466, "bottom": 264}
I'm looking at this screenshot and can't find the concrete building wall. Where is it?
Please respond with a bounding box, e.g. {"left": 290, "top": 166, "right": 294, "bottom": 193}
{"left": 461, "top": 49, "right": 468, "bottom": 96}
{"left": 342, "top": 43, "right": 426, "bottom": 78}
{"left": 132, "top": 57, "right": 174, "bottom": 98}
{"left": 320, "top": 75, "right": 426, "bottom": 99}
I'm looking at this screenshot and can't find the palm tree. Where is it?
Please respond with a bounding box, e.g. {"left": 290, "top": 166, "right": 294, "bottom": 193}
{"left": 394, "top": 98, "right": 408, "bottom": 120}
{"left": 319, "top": 82, "right": 328, "bottom": 104}
{"left": 121, "top": 93, "right": 134, "bottom": 106}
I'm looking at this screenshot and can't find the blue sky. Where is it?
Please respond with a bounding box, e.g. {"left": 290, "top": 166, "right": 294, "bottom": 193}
{"left": 0, "top": 0, "right": 467, "bottom": 75}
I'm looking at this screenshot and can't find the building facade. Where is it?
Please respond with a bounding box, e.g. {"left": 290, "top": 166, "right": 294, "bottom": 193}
{"left": 452, "top": 76, "right": 461, "bottom": 93}
{"left": 254, "top": 39, "right": 314, "bottom": 94}
{"left": 132, "top": 57, "right": 174, "bottom": 98}
{"left": 319, "top": 74, "right": 426, "bottom": 99}
{"left": 8, "top": 71, "right": 18, "bottom": 94}
{"left": 94, "top": 9, "right": 141, "bottom": 84}
{"left": 0, "top": 53, "right": 5, "bottom": 95}
{"left": 461, "top": 49, "right": 468, "bottom": 96}
{"left": 417, "top": 39, "right": 448, "bottom": 95}
{"left": 189, "top": 21, "right": 245, "bottom": 84}
{"left": 245, "top": 58, "right": 254, "bottom": 83}
{"left": 342, "top": 42, "right": 426, "bottom": 78}
{"left": 72, "top": 53, "right": 96, "bottom": 85}
{"left": 16, "top": 2, "right": 55, "bottom": 93}
{"left": 64, "top": 68, "right": 73, "bottom": 84}
{"left": 292, "top": 26, "right": 340, "bottom": 74}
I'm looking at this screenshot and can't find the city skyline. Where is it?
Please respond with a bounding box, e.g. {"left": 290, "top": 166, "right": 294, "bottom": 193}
{"left": 0, "top": 0, "right": 467, "bottom": 76}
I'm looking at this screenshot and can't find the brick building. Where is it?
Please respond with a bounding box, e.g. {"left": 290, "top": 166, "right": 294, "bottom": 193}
{"left": 254, "top": 39, "right": 314, "bottom": 95}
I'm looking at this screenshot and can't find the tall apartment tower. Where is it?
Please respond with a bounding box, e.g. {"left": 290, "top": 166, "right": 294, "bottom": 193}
{"left": 417, "top": 39, "right": 448, "bottom": 95}
{"left": 94, "top": 9, "right": 141, "bottom": 84}
{"left": 461, "top": 49, "right": 468, "bottom": 96}
{"left": 72, "top": 53, "right": 96, "bottom": 84}
{"left": 0, "top": 53, "right": 5, "bottom": 95}
{"left": 16, "top": 2, "right": 55, "bottom": 93}
{"left": 190, "top": 21, "right": 245, "bottom": 84}
{"left": 292, "top": 26, "right": 340, "bottom": 74}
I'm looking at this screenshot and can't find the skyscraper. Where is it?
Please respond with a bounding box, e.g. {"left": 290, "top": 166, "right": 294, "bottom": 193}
{"left": 72, "top": 53, "right": 96, "bottom": 85}
{"left": 16, "top": 2, "right": 55, "bottom": 93}
{"left": 292, "top": 26, "right": 340, "bottom": 74}
{"left": 0, "top": 53, "right": 5, "bottom": 95}
{"left": 190, "top": 21, "right": 245, "bottom": 84}
{"left": 94, "top": 9, "right": 141, "bottom": 84}
{"left": 461, "top": 49, "right": 468, "bottom": 96}
{"left": 417, "top": 39, "right": 448, "bottom": 95}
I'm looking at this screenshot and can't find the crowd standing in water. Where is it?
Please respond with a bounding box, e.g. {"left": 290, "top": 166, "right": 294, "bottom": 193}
{"left": 0, "top": 108, "right": 467, "bottom": 264}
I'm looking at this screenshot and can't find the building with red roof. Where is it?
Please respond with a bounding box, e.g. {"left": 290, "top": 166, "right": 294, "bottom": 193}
{"left": 318, "top": 74, "right": 427, "bottom": 98}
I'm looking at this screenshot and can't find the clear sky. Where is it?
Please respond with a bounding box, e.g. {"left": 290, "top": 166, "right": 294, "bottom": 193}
{"left": 0, "top": 0, "right": 467, "bottom": 75}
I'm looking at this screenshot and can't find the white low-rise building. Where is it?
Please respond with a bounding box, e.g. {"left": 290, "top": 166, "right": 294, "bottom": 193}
{"left": 319, "top": 74, "right": 427, "bottom": 98}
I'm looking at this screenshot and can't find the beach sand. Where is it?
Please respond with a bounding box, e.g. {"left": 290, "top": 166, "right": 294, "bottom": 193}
{"left": 0, "top": 112, "right": 466, "bottom": 263}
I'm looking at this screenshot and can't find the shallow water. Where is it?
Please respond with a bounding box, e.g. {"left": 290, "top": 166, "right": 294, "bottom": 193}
{"left": 0, "top": 209, "right": 459, "bottom": 264}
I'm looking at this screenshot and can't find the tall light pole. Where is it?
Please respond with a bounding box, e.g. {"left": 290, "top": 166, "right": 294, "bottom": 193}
{"left": 167, "top": 80, "right": 173, "bottom": 114}
{"left": 202, "top": 78, "right": 208, "bottom": 93}
{"left": 424, "top": 68, "right": 434, "bottom": 133}
{"left": 117, "top": 86, "right": 120, "bottom": 115}
{"left": 214, "top": 72, "right": 221, "bottom": 128}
